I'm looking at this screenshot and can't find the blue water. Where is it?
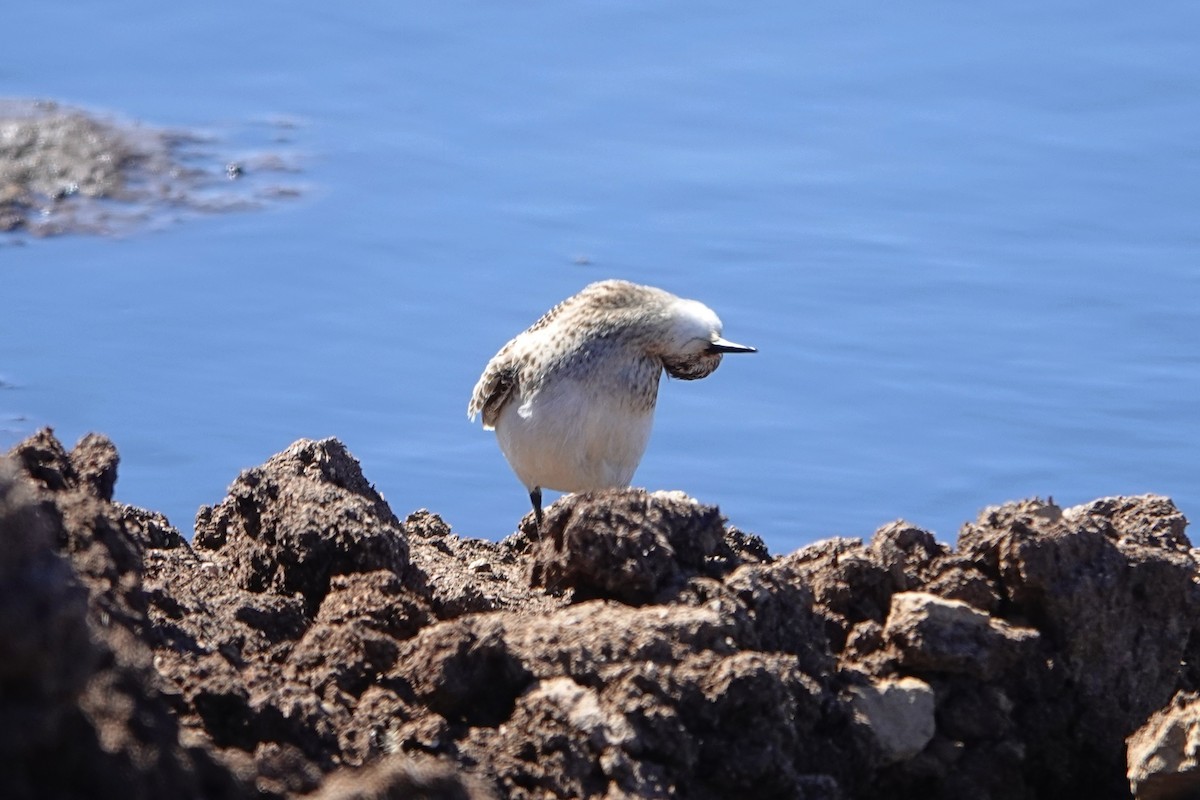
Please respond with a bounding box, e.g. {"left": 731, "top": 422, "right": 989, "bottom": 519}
{"left": 3, "top": 2, "right": 1198, "bottom": 552}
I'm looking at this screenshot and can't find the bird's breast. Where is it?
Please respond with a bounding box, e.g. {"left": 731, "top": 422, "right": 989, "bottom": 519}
{"left": 494, "top": 375, "right": 658, "bottom": 493}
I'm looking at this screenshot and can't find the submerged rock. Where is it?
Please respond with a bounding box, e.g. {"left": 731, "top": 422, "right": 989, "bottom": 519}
{"left": 2, "top": 427, "right": 1198, "bottom": 799}
{"left": 0, "top": 98, "right": 300, "bottom": 237}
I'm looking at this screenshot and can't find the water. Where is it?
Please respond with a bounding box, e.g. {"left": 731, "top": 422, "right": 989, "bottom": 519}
{"left": 3, "top": 1, "right": 1198, "bottom": 552}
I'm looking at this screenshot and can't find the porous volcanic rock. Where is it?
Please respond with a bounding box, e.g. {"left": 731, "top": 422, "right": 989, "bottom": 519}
{"left": 529, "top": 487, "right": 759, "bottom": 605}
{"left": 3, "top": 427, "right": 1199, "bottom": 800}
{"left": 0, "top": 431, "right": 246, "bottom": 800}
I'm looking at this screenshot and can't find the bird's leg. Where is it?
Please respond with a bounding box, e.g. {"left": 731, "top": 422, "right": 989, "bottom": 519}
{"left": 530, "top": 486, "right": 543, "bottom": 530}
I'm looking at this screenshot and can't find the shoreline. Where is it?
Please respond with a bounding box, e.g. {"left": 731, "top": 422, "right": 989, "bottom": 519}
{"left": 2, "top": 427, "right": 1196, "bottom": 799}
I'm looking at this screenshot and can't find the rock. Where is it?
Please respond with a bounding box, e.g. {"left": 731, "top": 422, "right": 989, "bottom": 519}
{"left": 0, "top": 98, "right": 300, "bottom": 236}
{"left": 0, "top": 458, "right": 94, "bottom": 759}
{"left": 392, "top": 617, "right": 532, "bottom": 728}
{"left": 308, "top": 754, "right": 496, "bottom": 800}
{"left": 503, "top": 601, "right": 736, "bottom": 678}
{"left": 673, "top": 651, "right": 846, "bottom": 796}
{"left": 1065, "top": 495, "right": 1190, "bottom": 551}
{"left": 403, "top": 510, "right": 557, "bottom": 619}
{"left": 0, "top": 436, "right": 249, "bottom": 800}
{"left": 916, "top": 555, "right": 1000, "bottom": 613}
{"left": 849, "top": 677, "right": 936, "bottom": 764}
{"left": 529, "top": 488, "right": 727, "bottom": 605}
{"left": 119, "top": 502, "right": 188, "bottom": 550}
{"left": 870, "top": 521, "right": 947, "bottom": 592}
{"left": 68, "top": 431, "right": 119, "bottom": 501}
{"left": 784, "top": 537, "right": 894, "bottom": 651}
{"left": 286, "top": 570, "right": 432, "bottom": 696}
{"left": 881, "top": 591, "right": 1039, "bottom": 680}
{"left": 148, "top": 439, "right": 447, "bottom": 796}
{"left": 463, "top": 677, "right": 633, "bottom": 798}
{"left": 7, "top": 425, "right": 77, "bottom": 491}
{"left": 959, "top": 496, "right": 1198, "bottom": 795}
{"left": 1127, "top": 691, "right": 1200, "bottom": 800}
{"left": 193, "top": 437, "right": 410, "bottom": 615}
{"left": 717, "top": 557, "right": 837, "bottom": 677}
{"left": 5, "top": 428, "right": 1200, "bottom": 800}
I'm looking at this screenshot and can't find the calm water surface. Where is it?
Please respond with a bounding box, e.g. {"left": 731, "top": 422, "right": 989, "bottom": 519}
{"left": 3, "top": 2, "right": 1198, "bottom": 551}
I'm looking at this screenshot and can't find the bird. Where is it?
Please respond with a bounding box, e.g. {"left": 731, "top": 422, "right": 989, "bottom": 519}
{"left": 468, "top": 279, "right": 756, "bottom": 526}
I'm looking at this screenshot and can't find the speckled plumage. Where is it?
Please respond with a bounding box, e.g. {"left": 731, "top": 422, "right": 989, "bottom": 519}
{"left": 468, "top": 279, "right": 755, "bottom": 522}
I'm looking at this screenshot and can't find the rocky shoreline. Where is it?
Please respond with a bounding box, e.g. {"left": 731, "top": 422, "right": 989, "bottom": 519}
{"left": 2, "top": 428, "right": 1198, "bottom": 799}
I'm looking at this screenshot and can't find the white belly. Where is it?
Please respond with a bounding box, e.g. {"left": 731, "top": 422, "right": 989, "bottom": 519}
{"left": 494, "top": 379, "right": 655, "bottom": 493}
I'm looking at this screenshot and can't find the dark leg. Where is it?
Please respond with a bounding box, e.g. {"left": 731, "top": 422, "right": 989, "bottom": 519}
{"left": 530, "top": 486, "right": 543, "bottom": 527}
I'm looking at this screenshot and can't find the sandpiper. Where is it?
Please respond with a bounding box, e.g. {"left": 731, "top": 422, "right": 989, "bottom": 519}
{"left": 468, "top": 279, "right": 756, "bottom": 525}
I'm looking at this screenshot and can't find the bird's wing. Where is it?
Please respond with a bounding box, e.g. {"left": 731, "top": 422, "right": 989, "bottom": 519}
{"left": 468, "top": 352, "right": 519, "bottom": 431}
{"left": 468, "top": 288, "right": 588, "bottom": 429}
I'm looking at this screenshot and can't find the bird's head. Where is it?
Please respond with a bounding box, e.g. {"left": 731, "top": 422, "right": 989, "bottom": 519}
{"left": 654, "top": 298, "right": 756, "bottom": 380}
